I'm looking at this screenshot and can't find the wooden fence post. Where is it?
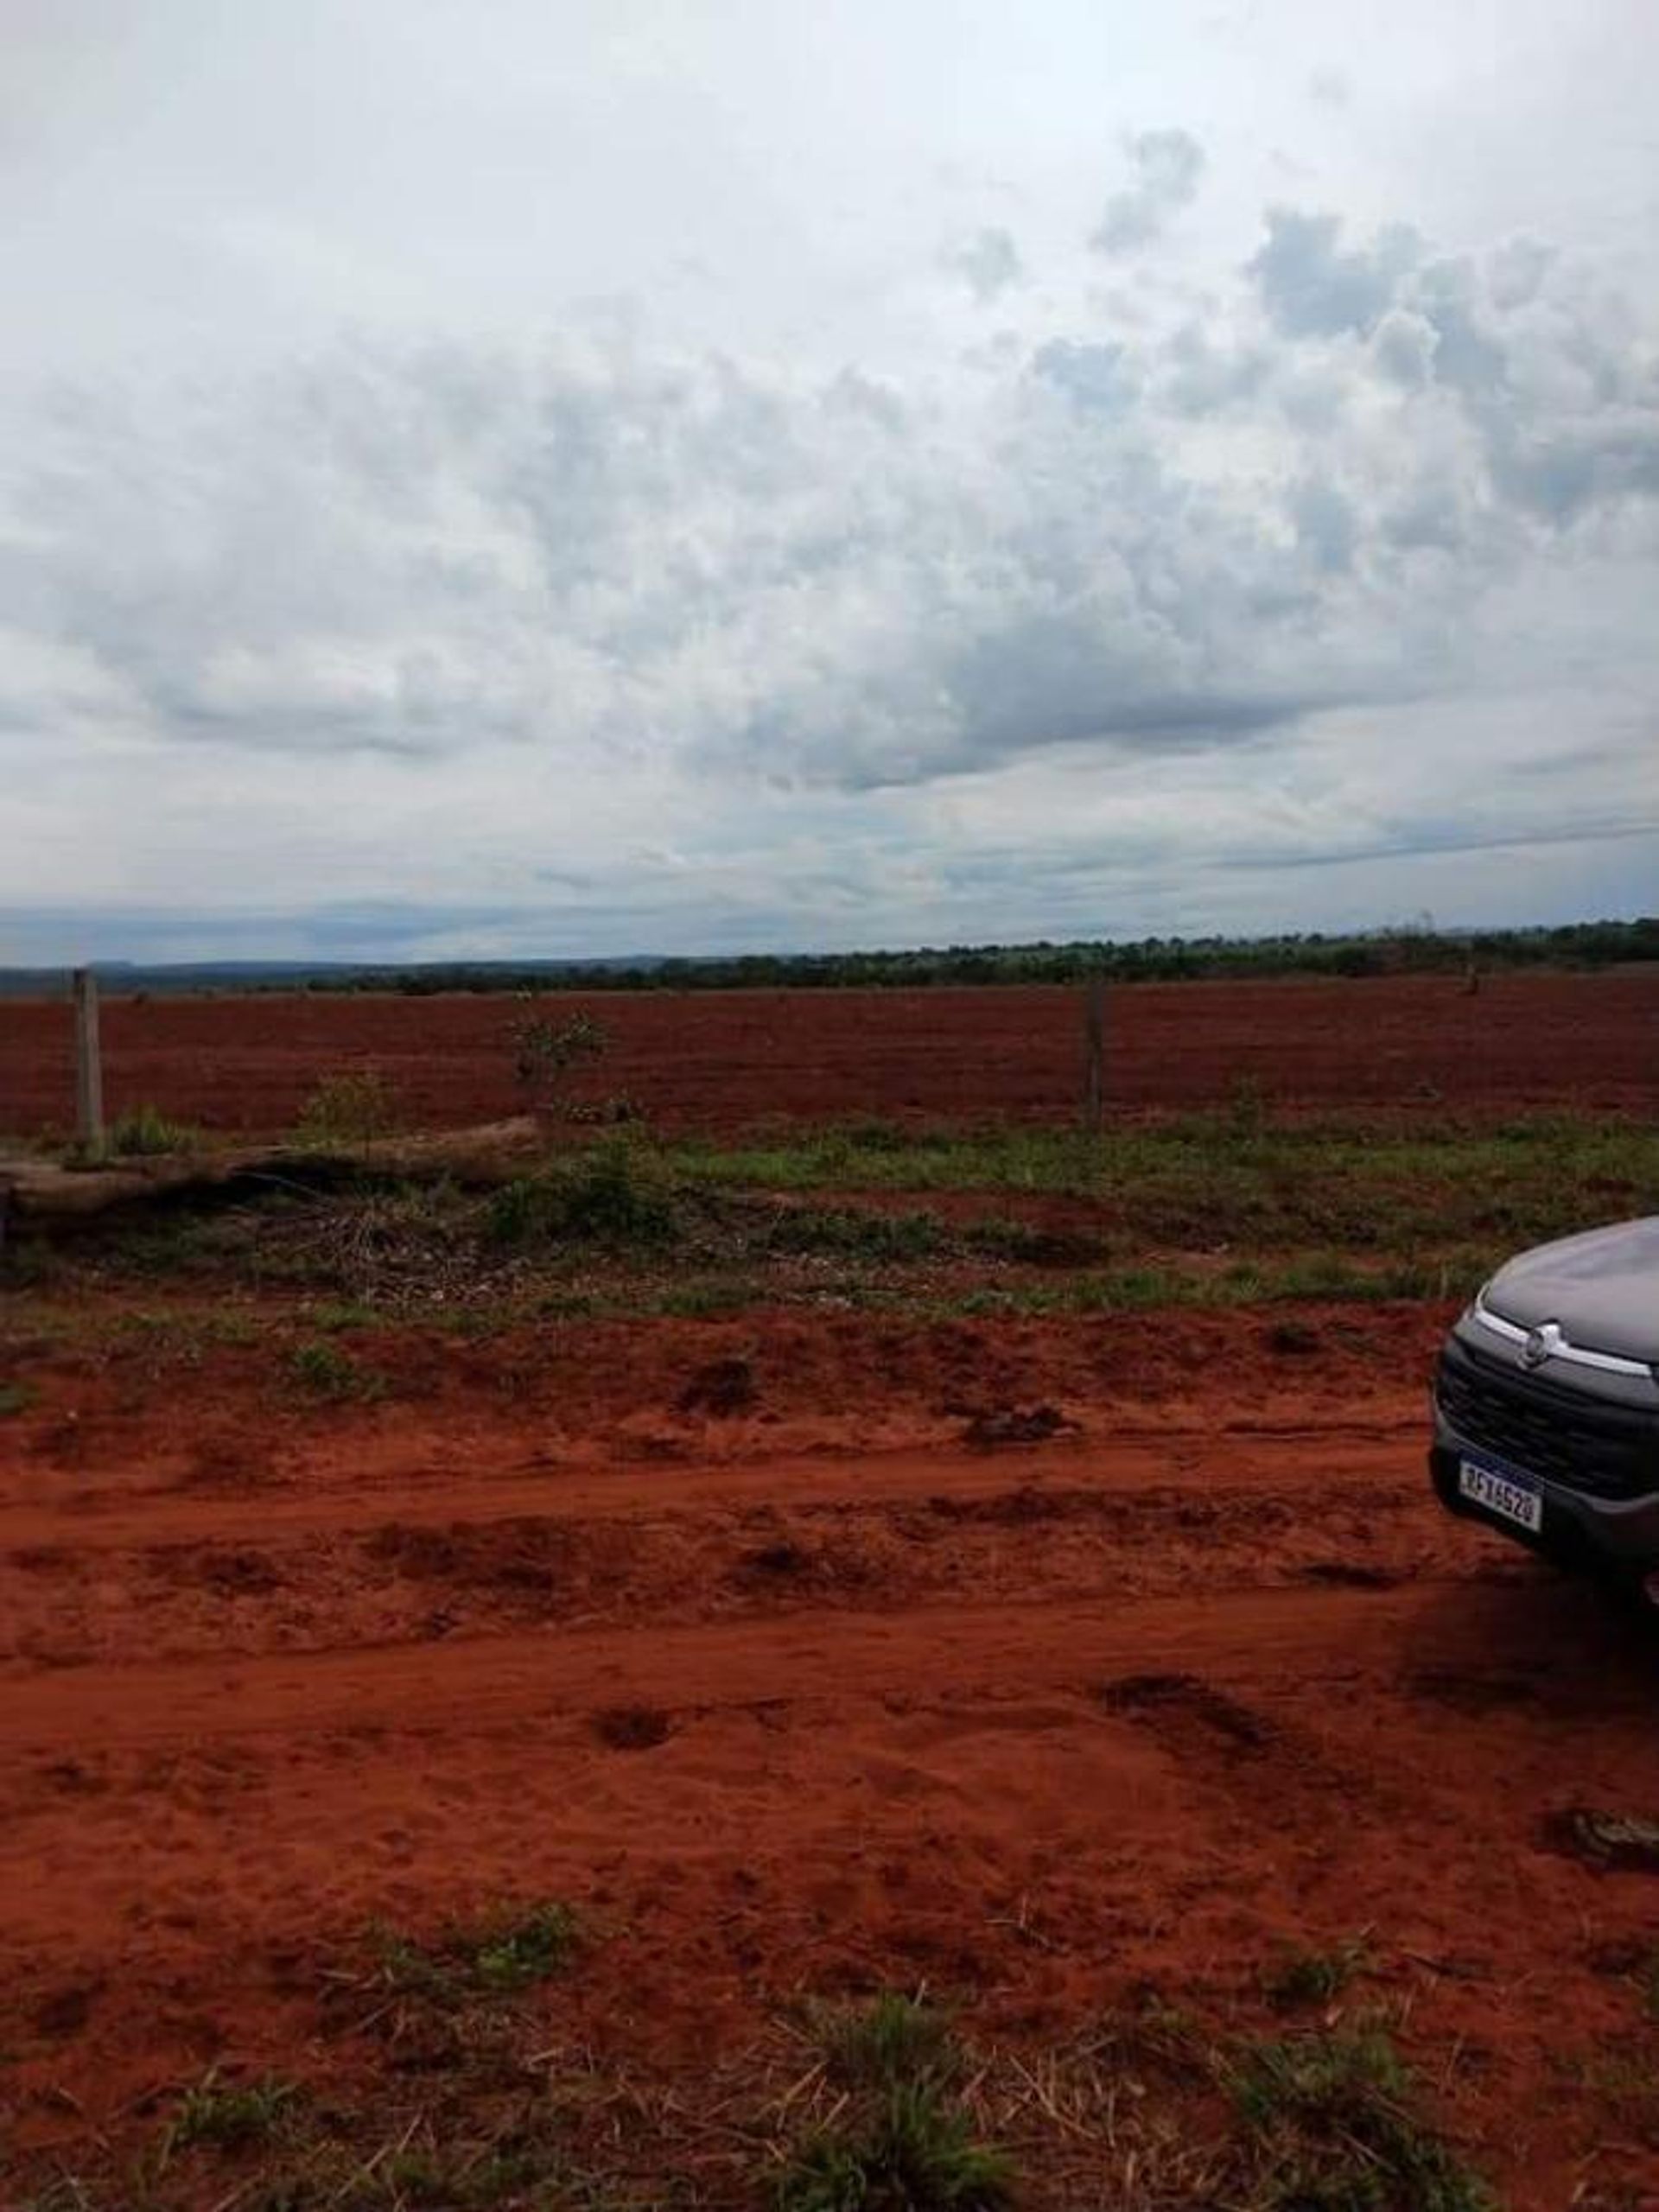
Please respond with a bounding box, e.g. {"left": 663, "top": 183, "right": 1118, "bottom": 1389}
{"left": 1082, "top": 975, "right": 1105, "bottom": 1137}
{"left": 73, "top": 967, "right": 105, "bottom": 1157}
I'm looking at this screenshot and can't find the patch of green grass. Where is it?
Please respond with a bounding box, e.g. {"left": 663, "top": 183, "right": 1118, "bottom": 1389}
{"left": 774, "top": 2082, "right": 1013, "bottom": 2212}
{"left": 286, "top": 1340, "right": 388, "bottom": 1402}
{"left": 1229, "top": 2026, "right": 1494, "bottom": 2212}
{"left": 107, "top": 1104, "right": 199, "bottom": 1157}
{"left": 374, "top": 1900, "right": 581, "bottom": 2002}
{"left": 1263, "top": 1937, "right": 1372, "bottom": 2012}
{"left": 305, "top": 1299, "right": 383, "bottom": 1332}
{"left": 765, "top": 1206, "right": 946, "bottom": 1262}
{"left": 486, "top": 1145, "right": 676, "bottom": 1249}
{"left": 654, "top": 1275, "right": 766, "bottom": 1318}
{"left": 166, "top": 2071, "right": 302, "bottom": 2154}
{"left": 117, "top": 1306, "right": 262, "bottom": 1356}
{"left": 0, "top": 1380, "right": 38, "bottom": 1417}
{"left": 775, "top": 1996, "right": 1012, "bottom": 2212}
{"left": 809, "top": 1993, "right": 964, "bottom": 2093}
{"left": 664, "top": 1114, "right": 1659, "bottom": 1257}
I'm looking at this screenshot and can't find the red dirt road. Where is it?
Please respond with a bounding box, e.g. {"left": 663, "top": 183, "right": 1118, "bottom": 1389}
{"left": 4, "top": 1301, "right": 1659, "bottom": 2204}
{"left": 4, "top": 966, "right": 1658, "bottom": 1135}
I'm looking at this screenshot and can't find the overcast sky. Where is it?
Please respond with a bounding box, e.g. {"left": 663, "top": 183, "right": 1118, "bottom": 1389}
{"left": 3, "top": 0, "right": 1656, "bottom": 963}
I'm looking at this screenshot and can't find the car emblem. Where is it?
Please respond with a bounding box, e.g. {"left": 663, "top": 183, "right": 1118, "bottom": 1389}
{"left": 1520, "top": 1324, "right": 1562, "bottom": 1370}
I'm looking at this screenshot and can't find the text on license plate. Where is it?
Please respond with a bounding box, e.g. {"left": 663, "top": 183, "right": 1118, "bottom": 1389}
{"left": 1459, "top": 1459, "right": 1543, "bottom": 1533}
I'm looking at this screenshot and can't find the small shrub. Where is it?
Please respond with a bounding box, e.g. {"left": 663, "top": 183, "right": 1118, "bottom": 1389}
{"left": 286, "top": 1340, "right": 386, "bottom": 1402}
{"left": 295, "top": 1069, "right": 399, "bottom": 1146}
{"left": 510, "top": 1012, "right": 609, "bottom": 1111}
{"left": 485, "top": 1145, "right": 675, "bottom": 1248}
{"left": 109, "top": 1103, "right": 197, "bottom": 1156}
{"left": 0, "top": 1382, "right": 38, "bottom": 1418}
{"left": 774, "top": 2082, "right": 1013, "bottom": 2212}
{"left": 168, "top": 2071, "right": 300, "bottom": 2153}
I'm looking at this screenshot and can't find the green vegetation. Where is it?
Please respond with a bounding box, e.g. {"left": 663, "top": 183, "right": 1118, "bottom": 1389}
{"left": 285, "top": 1340, "right": 388, "bottom": 1402}
{"left": 1229, "top": 2025, "right": 1494, "bottom": 2211}
{"left": 0, "top": 1381, "right": 38, "bottom": 1417}
{"left": 135, "top": 912, "right": 1656, "bottom": 995}
{"left": 1263, "top": 1936, "right": 1373, "bottom": 2011}
{"left": 773, "top": 1996, "right": 1013, "bottom": 2212}
{"left": 108, "top": 1103, "right": 198, "bottom": 1156}
{"left": 774, "top": 2083, "right": 1014, "bottom": 2212}
{"left": 373, "top": 1900, "right": 581, "bottom": 2001}
{"left": 166, "top": 2072, "right": 301, "bottom": 2155}
{"left": 810, "top": 1993, "right": 965, "bottom": 2093}
{"left": 509, "top": 1009, "right": 609, "bottom": 1111}
{"left": 485, "top": 1143, "right": 676, "bottom": 1248}
{"left": 295, "top": 1069, "right": 401, "bottom": 1146}
{"left": 666, "top": 1111, "right": 1659, "bottom": 1255}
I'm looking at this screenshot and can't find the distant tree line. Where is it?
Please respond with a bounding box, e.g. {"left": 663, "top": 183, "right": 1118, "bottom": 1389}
{"left": 291, "top": 915, "right": 1659, "bottom": 995}
{"left": 8, "top": 917, "right": 1654, "bottom": 1001}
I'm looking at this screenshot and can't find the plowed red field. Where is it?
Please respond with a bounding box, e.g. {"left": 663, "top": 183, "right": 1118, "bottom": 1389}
{"left": 4, "top": 1296, "right": 1659, "bottom": 2206}
{"left": 4, "top": 966, "right": 1657, "bottom": 1135}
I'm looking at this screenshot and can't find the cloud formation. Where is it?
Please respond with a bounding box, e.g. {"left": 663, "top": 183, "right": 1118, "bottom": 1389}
{"left": 2, "top": 0, "right": 1656, "bottom": 964}
{"left": 945, "top": 226, "right": 1025, "bottom": 302}
{"left": 5, "top": 194, "right": 1655, "bottom": 826}
{"left": 1090, "top": 128, "right": 1207, "bottom": 255}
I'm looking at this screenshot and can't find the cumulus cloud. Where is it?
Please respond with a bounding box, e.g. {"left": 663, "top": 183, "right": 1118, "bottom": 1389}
{"left": 1249, "top": 207, "right": 1421, "bottom": 337}
{"left": 1090, "top": 128, "right": 1206, "bottom": 256}
{"left": 2, "top": 179, "right": 1656, "bottom": 958}
{"left": 944, "top": 226, "right": 1024, "bottom": 302}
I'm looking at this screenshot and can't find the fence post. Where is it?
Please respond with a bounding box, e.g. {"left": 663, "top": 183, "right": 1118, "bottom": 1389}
{"left": 73, "top": 967, "right": 105, "bottom": 1157}
{"left": 1082, "top": 975, "right": 1105, "bottom": 1137}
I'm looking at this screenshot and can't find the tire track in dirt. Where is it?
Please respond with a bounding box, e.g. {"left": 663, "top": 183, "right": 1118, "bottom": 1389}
{"left": 0, "top": 1422, "right": 1425, "bottom": 1551}
{"left": 0, "top": 1578, "right": 1596, "bottom": 1755}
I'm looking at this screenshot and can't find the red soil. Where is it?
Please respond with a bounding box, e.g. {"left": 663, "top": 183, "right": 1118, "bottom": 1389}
{"left": 3, "top": 966, "right": 1657, "bottom": 1136}
{"left": 3, "top": 1298, "right": 1659, "bottom": 2203}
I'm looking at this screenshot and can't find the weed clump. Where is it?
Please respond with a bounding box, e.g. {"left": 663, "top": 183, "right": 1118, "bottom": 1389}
{"left": 167, "top": 2071, "right": 301, "bottom": 2154}
{"left": 1229, "top": 2024, "right": 1494, "bottom": 2211}
{"left": 374, "top": 1899, "right": 582, "bottom": 2001}
{"left": 109, "top": 1103, "right": 198, "bottom": 1156}
{"left": 772, "top": 1995, "right": 1013, "bottom": 2212}
{"left": 485, "top": 1143, "right": 676, "bottom": 1249}
{"left": 295, "top": 1069, "right": 400, "bottom": 1146}
{"left": 1263, "top": 1936, "right": 1372, "bottom": 2011}
{"left": 286, "top": 1340, "right": 387, "bottom": 1402}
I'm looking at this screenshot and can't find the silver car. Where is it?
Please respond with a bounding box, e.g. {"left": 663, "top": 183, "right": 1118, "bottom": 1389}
{"left": 1431, "top": 1218, "right": 1659, "bottom": 1586}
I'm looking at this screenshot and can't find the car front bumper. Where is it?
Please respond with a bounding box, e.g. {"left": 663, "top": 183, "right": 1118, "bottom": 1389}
{"left": 1430, "top": 1408, "right": 1659, "bottom": 1575}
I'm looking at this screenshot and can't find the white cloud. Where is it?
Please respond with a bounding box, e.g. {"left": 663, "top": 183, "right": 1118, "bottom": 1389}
{"left": 1, "top": 2, "right": 1656, "bottom": 960}
{"left": 1090, "top": 129, "right": 1208, "bottom": 257}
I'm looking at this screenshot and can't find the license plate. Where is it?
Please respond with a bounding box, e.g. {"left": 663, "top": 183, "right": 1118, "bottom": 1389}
{"left": 1459, "top": 1458, "right": 1543, "bottom": 1533}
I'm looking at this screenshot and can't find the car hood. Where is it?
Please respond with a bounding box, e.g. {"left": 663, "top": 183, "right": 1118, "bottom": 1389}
{"left": 1484, "top": 1216, "right": 1659, "bottom": 1365}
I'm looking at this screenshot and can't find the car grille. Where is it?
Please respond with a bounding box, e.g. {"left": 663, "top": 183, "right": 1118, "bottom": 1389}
{"left": 1437, "top": 1344, "right": 1659, "bottom": 1503}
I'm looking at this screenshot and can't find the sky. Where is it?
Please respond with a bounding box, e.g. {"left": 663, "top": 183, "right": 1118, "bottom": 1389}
{"left": 2, "top": 0, "right": 1656, "bottom": 965}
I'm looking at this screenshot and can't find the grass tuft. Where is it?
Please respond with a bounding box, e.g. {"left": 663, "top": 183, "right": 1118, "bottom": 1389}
{"left": 810, "top": 1993, "right": 965, "bottom": 2094}
{"left": 373, "top": 1899, "right": 582, "bottom": 2001}
{"left": 108, "top": 1103, "right": 199, "bottom": 1156}
{"left": 166, "top": 2071, "right": 301, "bottom": 2154}
{"left": 1229, "top": 2025, "right": 1494, "bottom": 2211}
{"left": 774, "top": 2082, "right": 1014, "bottom": 2212}
{"left": 486, "top": 1144, "right": 676, "bottom": 1249}
{"left": 286, "top": 1340, "right": 388, "bottom": 1402}
{"left": 1262, "top": 1936, "right": 1372, "bottom": 2012}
